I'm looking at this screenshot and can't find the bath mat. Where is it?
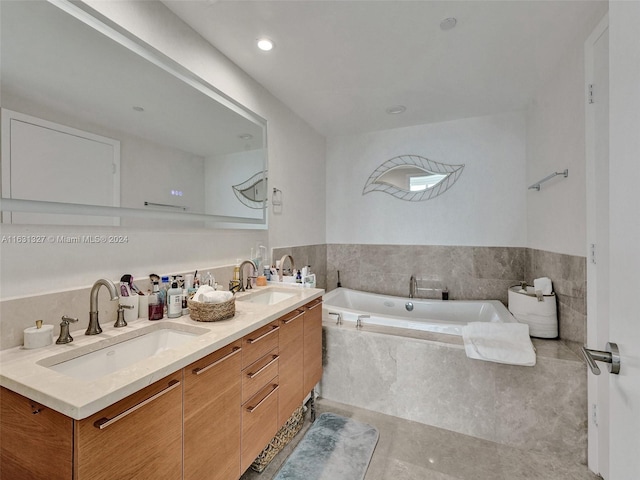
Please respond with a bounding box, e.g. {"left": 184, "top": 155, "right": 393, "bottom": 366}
{"left": 273, "top": 412, "right": 379, "bottom": 480}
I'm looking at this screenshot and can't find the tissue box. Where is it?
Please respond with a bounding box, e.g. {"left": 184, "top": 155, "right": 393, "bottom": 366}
{"left": 508, "top": 286, "right": 558, "bottom": 338}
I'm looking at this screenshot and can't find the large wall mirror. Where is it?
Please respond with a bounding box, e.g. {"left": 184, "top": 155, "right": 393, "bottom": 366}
{"left": 0, "top": 0, "right": 268, "bottom": 229}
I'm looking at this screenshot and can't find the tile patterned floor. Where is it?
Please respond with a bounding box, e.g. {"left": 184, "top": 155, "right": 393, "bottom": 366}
{"left": 241, "top": 398, "right": 602, "bottom": 480}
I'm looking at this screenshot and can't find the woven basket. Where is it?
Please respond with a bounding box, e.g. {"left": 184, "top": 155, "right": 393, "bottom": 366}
{"left": 251, "top": 405, "right": 306, "bottom": 473}
{"left": 187, "top": 296, "right": 235, "bottom": 322}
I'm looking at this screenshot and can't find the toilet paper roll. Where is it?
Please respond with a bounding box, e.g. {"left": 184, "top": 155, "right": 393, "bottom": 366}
{"left": 24, "top": 325, "right": 53, "bottom": 349}
{"left": 138, "top": 295, "right": 149, "bottom": 319}
{"left": 119, "top": 295, "right": 139, "bottom": 322}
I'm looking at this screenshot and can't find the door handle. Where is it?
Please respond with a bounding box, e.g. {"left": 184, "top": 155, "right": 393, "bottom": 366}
{"left": 581, "top": 342, "right": 620, "bottom": 375}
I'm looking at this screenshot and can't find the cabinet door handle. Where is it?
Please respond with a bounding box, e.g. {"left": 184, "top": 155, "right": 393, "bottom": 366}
{"left": 282, "top": 311, "right": 304, "bottom": 325}
{"left": 93, "top": 379, "right": 181, "bottom": 429}
{"left": 246, "top": 384, "right": 279, "bottom": 413}
{"left": 247, "top": 325, "right": 279, "bottom": 344}
{"left": 192, "top": 346, "right": 241, "bottom": 375}
{"left": 247, "top": 355, "right": 279, "bottom": 379}
{"left": 306, "top": 299, "right": 323, "bottom": 311}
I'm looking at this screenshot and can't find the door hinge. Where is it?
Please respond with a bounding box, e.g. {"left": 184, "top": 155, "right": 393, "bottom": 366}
{"left": 588, "top": 84, "right": 594, "bottom": 104}
{"left": 590, "top": 243, "right": 597, "bottom": 264}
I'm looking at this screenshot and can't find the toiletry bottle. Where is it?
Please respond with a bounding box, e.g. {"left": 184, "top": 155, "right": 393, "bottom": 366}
{"left": 159, "top": 276, "right": 170, "bottom": 312}
{"left": 148, "top": 282, "right": 164, "bottom": 320}
{"left": 167, "top": 277, "right": 182, "bottom": 318}
{"left": 233, "top": 261, "right": 240, "bottom": 282}
{"left": 182, "top": 288, "right": 189, "bottom": 315}
{"left": 296, "top": 270, "right": 302, "bottom": 283}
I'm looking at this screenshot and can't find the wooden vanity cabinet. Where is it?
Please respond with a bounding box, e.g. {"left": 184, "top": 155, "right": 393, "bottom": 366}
{"left": 303, "top": 298, "right": 323, "bottom": 394}
{"left": 0, "top": 386, "right": 73, "bottom": 480}
{"left": 184, "top": 340, "right": 242, "bottom": 480}
{"left": 75, "top": 370, "right": 183, "bottom": 480}
{"left": 0, "top": 296, "right": 323, "bottom": 480}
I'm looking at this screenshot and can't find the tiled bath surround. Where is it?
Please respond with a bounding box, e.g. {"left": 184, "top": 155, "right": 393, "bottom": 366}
{"left": 323, "top": 244, "right": 587, "bottom": 346}
{"left": 525, "top": 248, "right": 587, "bottom": 349}
{"left": 273, "top": 243, "right": 587, "bottom": 346}
{"left": 320, "top": 325, "right": 588, "bottom": 466}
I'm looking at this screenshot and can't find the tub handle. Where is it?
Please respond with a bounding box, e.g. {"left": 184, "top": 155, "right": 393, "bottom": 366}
{"left": 356, "top": 314, "right": 369, "bottom": 329}
{"left": 581, "top": 343, "right": 620, "bottom": 375}
{"left": 328, "top": 312, "right": 342, "bottom": 325}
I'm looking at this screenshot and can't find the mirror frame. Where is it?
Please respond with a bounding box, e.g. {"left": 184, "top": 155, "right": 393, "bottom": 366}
{"left": 0, "top": 0, "right": 268, "bottom": 230}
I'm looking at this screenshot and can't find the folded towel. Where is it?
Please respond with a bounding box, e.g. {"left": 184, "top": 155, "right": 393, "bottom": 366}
{"left": 533, "top": 277, "right": 553, "bottom": 295}
{"left": 462, "top": 322, "right": 536, "bottom": 366}
{"left": 194, "top": 286, "right": 233, "bottom": 304}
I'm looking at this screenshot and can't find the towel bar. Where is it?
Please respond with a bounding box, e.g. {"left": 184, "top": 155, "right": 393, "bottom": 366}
{"left": 528, "top": 169, "right": 568, "bottom": 191}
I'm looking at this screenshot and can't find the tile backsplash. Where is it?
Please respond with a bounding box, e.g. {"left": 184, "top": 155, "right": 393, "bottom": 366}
{"left": 0, "top": 265, "right": 234, "bottom": 350}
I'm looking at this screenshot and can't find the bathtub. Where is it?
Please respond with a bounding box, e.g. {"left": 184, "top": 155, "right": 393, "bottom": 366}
{"left": 322, "top": 287, "right": 516, "bottom": 336}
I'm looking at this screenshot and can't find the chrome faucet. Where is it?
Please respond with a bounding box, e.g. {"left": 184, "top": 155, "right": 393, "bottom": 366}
{"left": 279, "top": 254, "right": 295, "bottom": 281}
{"left": 409, "top": 275, "right": 417, "bottom": 298}
{"left": 87, "top": 278, "right": 119, "bottom": 335}
{"left": 238, "top": 259, "right": 257, "bottom": 292}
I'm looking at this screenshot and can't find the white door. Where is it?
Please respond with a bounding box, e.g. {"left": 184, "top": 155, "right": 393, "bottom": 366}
{"left": 585, "top": 14, "right": 609, "bottom": 478}
{"left": 607, "top": 2, "right": 640, "bottom": 478}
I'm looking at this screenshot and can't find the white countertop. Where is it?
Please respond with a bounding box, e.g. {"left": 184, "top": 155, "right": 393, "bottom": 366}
{"left": 0, "top": 285, "right": 323, "bottom": 420}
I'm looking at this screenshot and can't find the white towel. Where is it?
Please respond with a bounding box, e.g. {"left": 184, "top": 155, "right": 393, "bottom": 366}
{"left": 195, "top": 286, "right": 233, "bottom": 303}
{"left": 533, "top": 277, "right": 553, "bottom": 295}
{"left": 200, "top": 291, "right": 233, "bottom": 304}
{"left": 462, "top": 322, "right": 536, "bottom": 366}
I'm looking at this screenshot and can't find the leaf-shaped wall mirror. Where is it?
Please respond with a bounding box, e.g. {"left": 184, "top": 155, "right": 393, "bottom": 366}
{"left": 363, "top": 155, "right": 464, "bottom": 201}
{"left": 233, "top": 172, "right": 268, "bottom": 209}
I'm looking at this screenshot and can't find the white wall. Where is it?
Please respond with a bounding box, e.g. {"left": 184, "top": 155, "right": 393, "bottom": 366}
{"left": 326, "top": 111, "right": 527, "bottom": 246}
{"left": 0, "top": 0, "right": 326, "bottom": 299}
{"left": 525, "top": 40, "right": 587, "bottom": 257}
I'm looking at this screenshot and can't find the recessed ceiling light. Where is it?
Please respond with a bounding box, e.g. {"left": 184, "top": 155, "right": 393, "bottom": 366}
{"left": 257, "top": 38, "right": 274, "bottom": 51}
{"left": 440, "top": 17, "right": 457, "bottom": 31}
{"left": 386, "top": 105, "right": 406, "bottom": 115}
{"left": 132, "top": 106, "right": 144, "bottom": 112}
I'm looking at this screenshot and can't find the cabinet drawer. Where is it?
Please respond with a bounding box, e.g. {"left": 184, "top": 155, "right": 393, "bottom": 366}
{"left": 76, "top": 371, "right": 183, "bottom": 480}
{"left": 241, "top": 379, "right": 279, "bottom": 473}
{"left": 242, "top": 348, "right": 279, "bottom": 404}
{"left": 242, "top": 320, "right": 279, "bottom": 368}
{"left": 184, "top": 341, "right": 242, "bottom": 480}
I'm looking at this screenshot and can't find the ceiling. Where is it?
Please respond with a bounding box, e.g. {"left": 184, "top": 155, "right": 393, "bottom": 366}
{"left": 163, "top": 0, "right": 607, "bottom": 138}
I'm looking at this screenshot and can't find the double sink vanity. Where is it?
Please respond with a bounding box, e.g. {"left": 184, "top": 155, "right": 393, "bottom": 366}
{"left": 0, "top": 285, "right": 324, "bottom": 480}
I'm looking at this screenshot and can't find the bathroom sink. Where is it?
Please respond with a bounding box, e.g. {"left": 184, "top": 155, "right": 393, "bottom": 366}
{"left": 237, "top": 289, "right": 296, "bottom": 305}
{"left": 40, "top": 325, "right": 206, "bottom": 381}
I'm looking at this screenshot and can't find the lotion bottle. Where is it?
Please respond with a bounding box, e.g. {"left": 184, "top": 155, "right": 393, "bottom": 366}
{"left": 167, "top": 277, "right": 182, "bottom": 318}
